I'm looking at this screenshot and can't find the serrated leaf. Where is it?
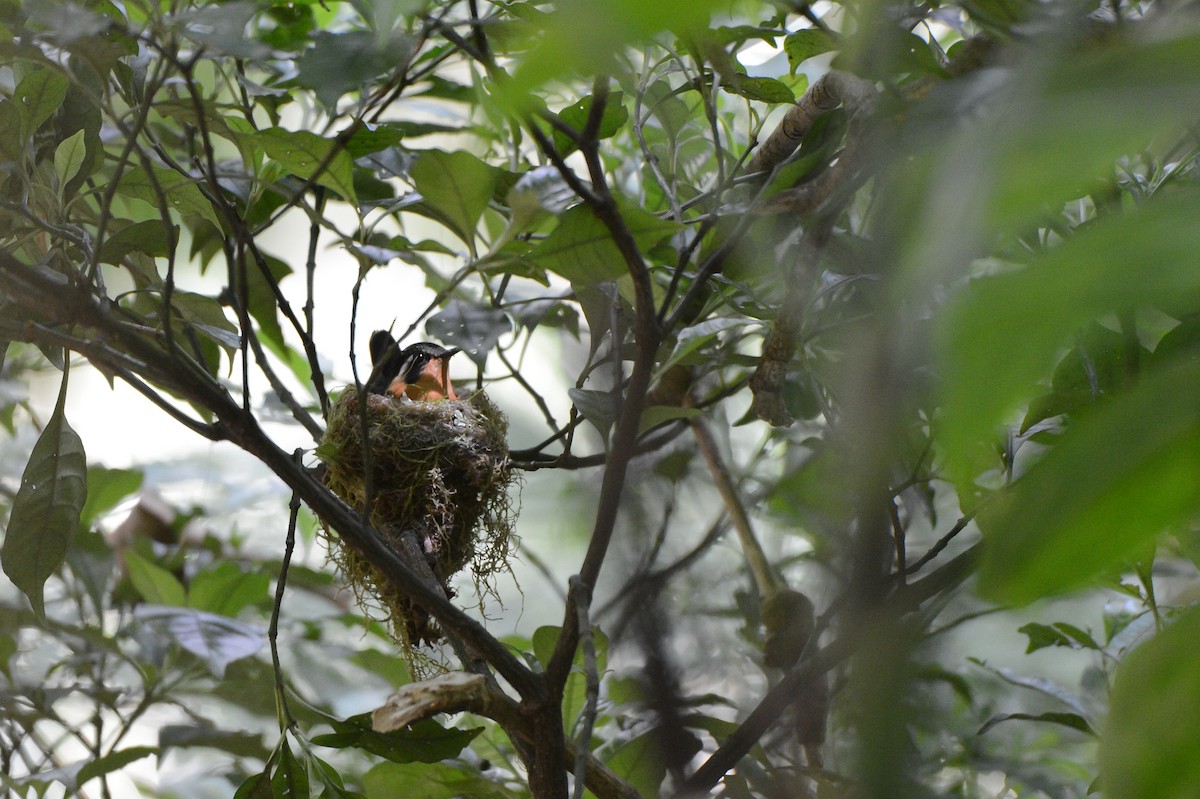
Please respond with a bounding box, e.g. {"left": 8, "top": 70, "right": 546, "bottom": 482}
{"left": 1, "top": 372, "right": 87, "bottom": 618}
{"left": 409, "top": 149, "right": 502, "bottom": 252}
{"left": 530, "top": 200, "right": 679, "bottom": 285}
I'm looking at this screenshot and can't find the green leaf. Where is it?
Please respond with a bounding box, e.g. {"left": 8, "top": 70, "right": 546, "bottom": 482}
{"left": 568, "top": 388, "right": 618, "bottom": 440}
{"left": 783, "top": 29, "right": 838, "bottom": 72}
{"left": 638, "top": 405, "right": 700, "bottom": 434}
{"left": 312, "top": 715, "right": 480, "bottom": 764}
{"left": 938, "top": 190, "right": 1200, "bottom": 489}
{"left": 978, "top": 360, "right": 1200, "bottom": 604}
{"left": 14, "top": 68, "right": 69, "bottom": 139}
{"left": 364, "top": 761, "right": 509, "bottom": 799}
{"left": 80, "top": 466, "right": 142, "bottom": 528}
{"left": 76, "top": 747, "right": 157, "bottom": 786}
{"left": 553, "top": 92, "right": 629, "bottom": 155}
{"left": 1018, "top": 622, "right": 1098, "bottom": 653}
{"left": 1, "top": 371, "right": 87, "bottom": 618}
{"left": 188, "top": 562, "right": 269, "bottom": 617}
{"left": 124, "top": 550, "right": 187, "bottom": 607}
{"left": 1101, "top": 606, "right": 1200, "bottom": 798}
{"left": 530, "top": 200, "right": 680, "bottom": 285}
{"left": 725, "top": 76, "right": 794, "bottom": 104}
{"left": 118, "top": 164, "right": 222, "bottom": 229}
{"left": 977, "top": 711, "right": 1096, "bottom": 737}
{"left": 53, "top": 129, "right": 87, "bottom": 189}
{"left": 409, "top": 149, "right": 502, "bottom": 252}
{"left": 256, "top": 127, "right": 357, "bottom": 203}
{"left": 98, "top": 219, "right": 178, "bottom": 267}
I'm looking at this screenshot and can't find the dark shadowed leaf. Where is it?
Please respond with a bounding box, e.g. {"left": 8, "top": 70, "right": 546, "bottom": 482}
{"left": 312, "top": 715, "right": 480, "bottom": 764}
{"left": 978, "top": 711, "right": 1096, "bottom": 737}
{"left": 135, "top": 605, "right": 265, "bottom": 677}
{"left": 1, "top": 371, "right": 87, "bottom": 618}
{"left": 425, "top": 300, "right": 511, "bottom": 367}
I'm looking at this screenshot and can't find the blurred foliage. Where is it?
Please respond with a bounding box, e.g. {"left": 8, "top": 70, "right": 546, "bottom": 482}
{"left": 2, "top": 0, "right": 1200, "bottom": 797}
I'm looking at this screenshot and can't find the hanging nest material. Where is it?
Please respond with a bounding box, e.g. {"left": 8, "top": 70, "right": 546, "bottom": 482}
{"left": 318, "top": 387, "right": 517, "bottom": 651}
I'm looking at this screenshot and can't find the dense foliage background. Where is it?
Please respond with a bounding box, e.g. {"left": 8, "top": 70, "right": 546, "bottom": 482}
{"left": 3, "top": 0, "right": 1200, "bottom": 797}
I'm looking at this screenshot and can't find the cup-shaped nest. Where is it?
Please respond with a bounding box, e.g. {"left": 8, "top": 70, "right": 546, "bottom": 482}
{"left": 318, "top": 388, "right": 516, "bottom": 647}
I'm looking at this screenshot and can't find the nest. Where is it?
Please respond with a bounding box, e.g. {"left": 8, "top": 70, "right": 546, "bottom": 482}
{"left": 318, "top": 387, "right": 517, "bottom": 653}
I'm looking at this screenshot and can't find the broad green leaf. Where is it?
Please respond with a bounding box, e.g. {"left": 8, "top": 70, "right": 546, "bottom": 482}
{"left": 364, "top": 761, "right": 510, "bottom": 799}
{"left": 568, "top": 387, "right": 618, "bottom": 440}
{"left": 510, "top": 0, "right": 725, "bottom": 93}
{"left": 311, "top": 715, "right": 480, "bottom": 764}
{"left": 188, "top": 562, "right": 269, "bottom": 617}
{"left": 124, "top": 551, "right": 187, "bottom": 607}
{"left": 256, "top": 127, "right": 357, "bottom": 203}
{"left": 552, "top": 92, "right": 629, "bottom": 155}
{"left": 98, "top": 219, "right": 178, "bottom": 268}
{"left": 409, "top": 149, "right": 502, "bottom": 252}
{"left": 14, "top": 68, "right": 69, "bottom": 139}
{"left": 80, "top": 466, "right": 142, "bottom": 528}
{"left": 76, "top": 747, "right": 157, "bottom": 787}
{"left": 725, "top": 76, "right": 794, "bottom": 104}
{"left": 530, "top": 200, "right": 679, "bottom": 285}
{"left": 939, "top": 190, "right": 1200, "bottom": 488}
{"left": 978, "top": 361, "right": 1200, "bottom": 604}
{"left": 53, "top": 129, "right": 87, "bottom": 189}
{"left": 784, "top": 29, "right": 838, "bottom": 72}
{"left": 1, "top": 371, "right": 87, "bottom": 618}
{"left": 0, "top": 101, "right": 22, "bottom": 162}
{"left": 118, "top": 165, "right": 222, "bottom": 228}
{"left": 1101, "top": 606, "right": 1200, "bottom": 798}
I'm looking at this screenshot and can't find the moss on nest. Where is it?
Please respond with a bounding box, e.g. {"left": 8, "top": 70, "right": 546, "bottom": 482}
{"left": 318, "top": 387, "right": 517, "bottom": 653}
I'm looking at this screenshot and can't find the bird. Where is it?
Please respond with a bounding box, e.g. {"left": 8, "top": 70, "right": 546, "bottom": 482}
{"left": 364, "top": 330, "right": 461, "bottom": 401}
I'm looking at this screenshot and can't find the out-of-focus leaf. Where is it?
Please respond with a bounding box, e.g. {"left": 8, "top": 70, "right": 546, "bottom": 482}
{"left": 172, "top": 2, "right": 269, "bottom": 59}
{"left": 297, "top": 29, "right": 403, "bottom": 107}
{"left": 76, "top": 747, "right": 157, "bottom": 786}
{"left": 188, "top": 562, "right": 269, "bottom": 617}
{"left": 160, "top": 724, "right": 272, "bottom": 760}
{"left": 425, "top": 300, "right": 511, "bottom": 367}
{"left": 134, "top": 605, "right": 265, "bottom": 677}
{"left": 605, "top": 729, "right": 678, "bottom": 799}
{"left": 312, "top": 715, "right": 480, "bottom": 764}
{"left": 124, "top": 551, "right": 186, "bottom": 607}
{"left": 364, "top": 761, "right": 510, "bottom": 799}
{"left": 1101, "top": 606, "right": 1200, "bottom": 798}
{"left": 978, "top": 711, "right": 1096, "bottom": 737}
{"left": 80, "top": 466, "right": 142, "bottom": 528}
{"left": 979, "top": 361, "right": 1200, "bottom": 604}
{"left": 638, "top": 405, "right": 700, "bottom": 434}
{"left": 1019, "top": 622, "right": 1099, "bottom": 653}
{"left": 939, "top": 190, "right": 1200, "bottom": 489}
{"left": 1, "top": 372, "right": 87, "bottom": 618}
{"left": 724, "top": 76, "right": 794, "bottom": 104}
{"left": 530, "top": 200, "right": 679, "bottom": 285}
{"left": 409, "top": 149, "right": 502, "bottom": 252}
{"left": 568, "top": 388, "right": 619, "bottom": 440}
